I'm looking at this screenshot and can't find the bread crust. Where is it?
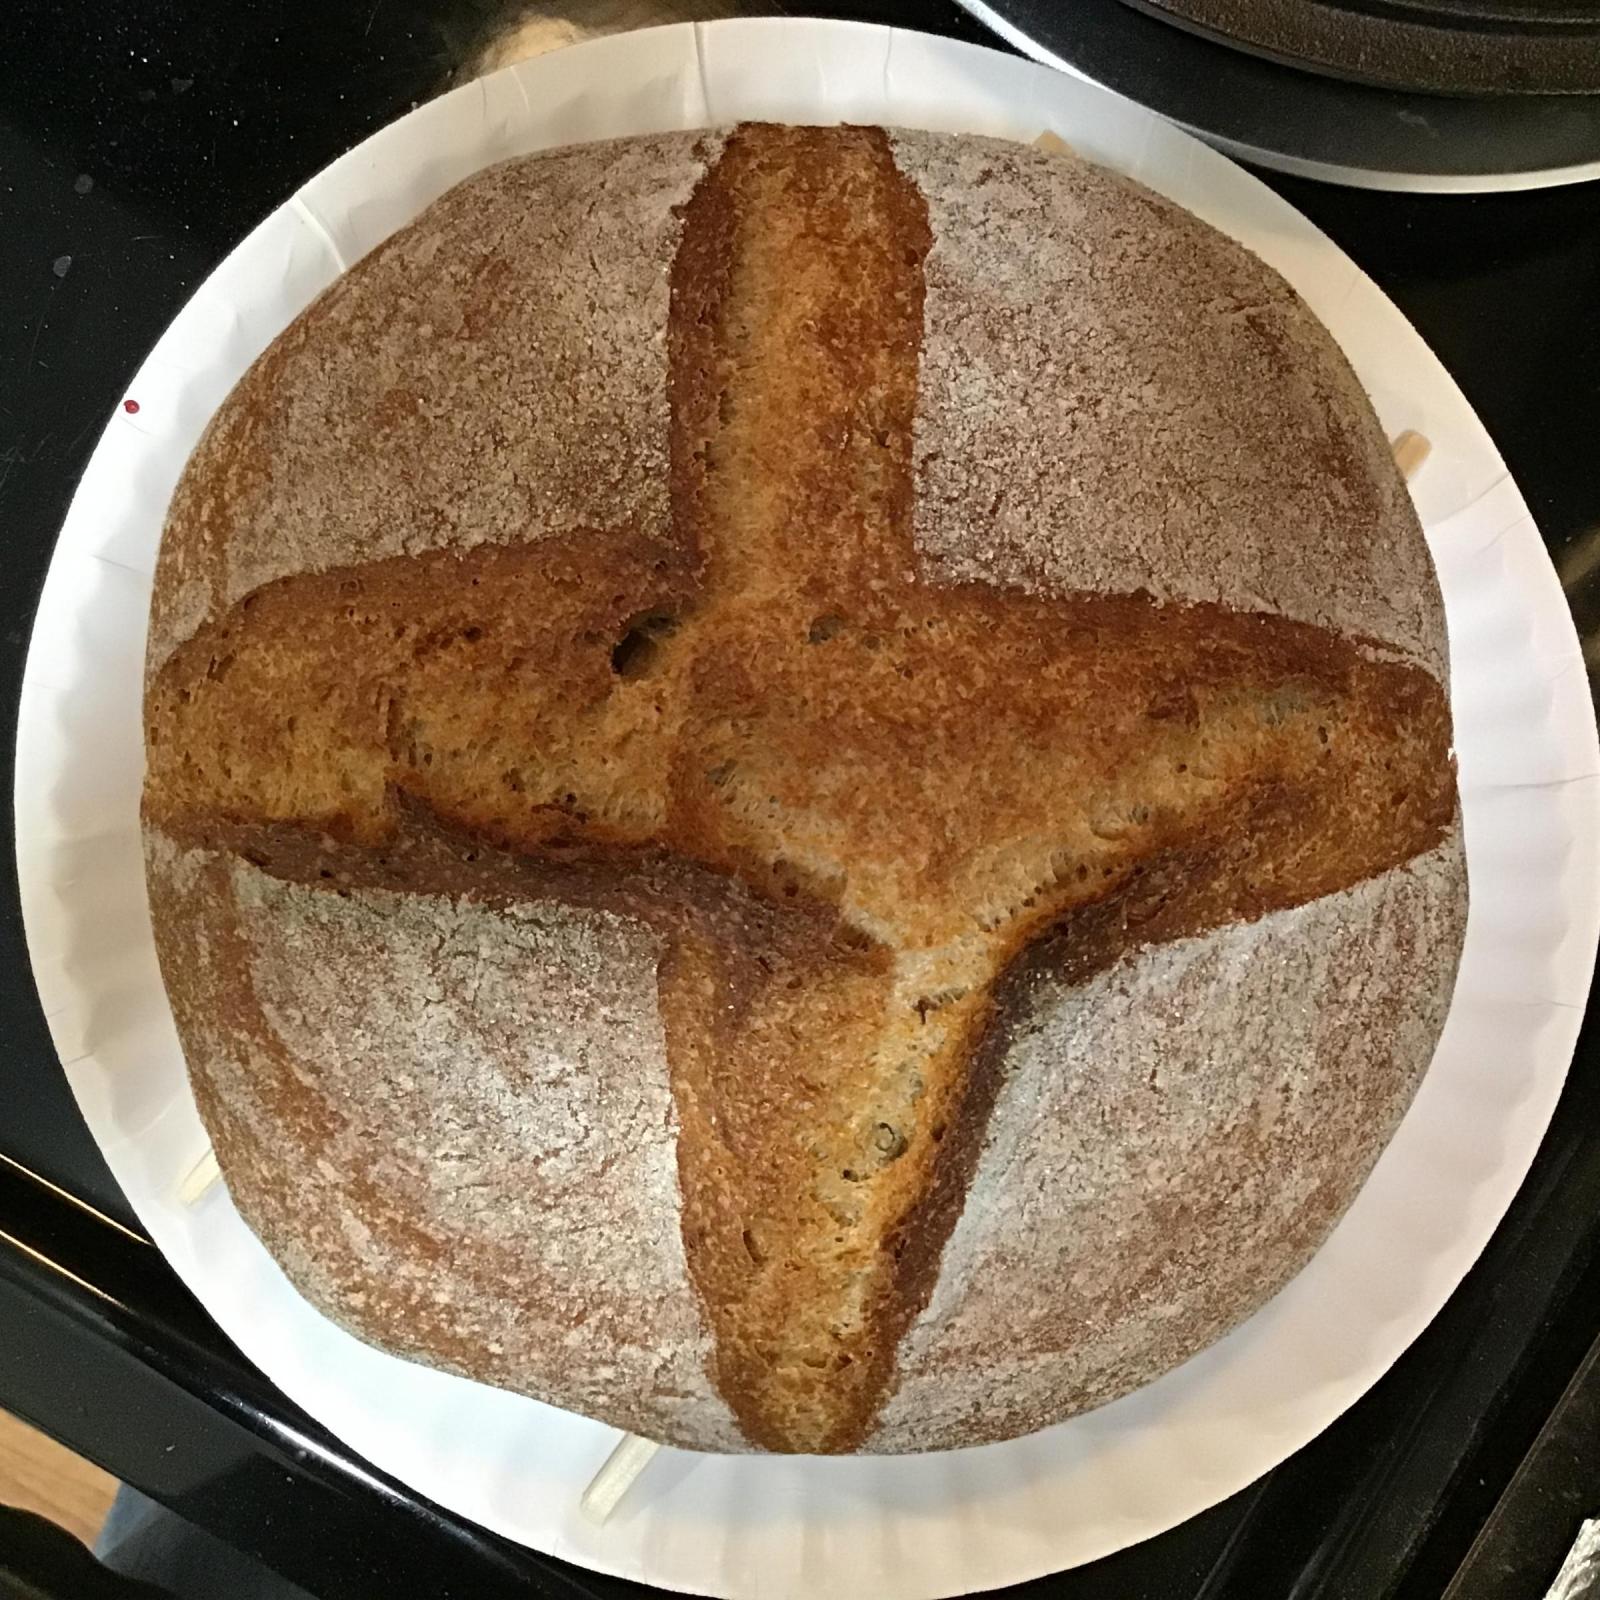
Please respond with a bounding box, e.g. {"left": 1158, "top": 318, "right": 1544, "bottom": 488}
{"left": 144, "top": 124, "right": 1465, "bottom": 1453}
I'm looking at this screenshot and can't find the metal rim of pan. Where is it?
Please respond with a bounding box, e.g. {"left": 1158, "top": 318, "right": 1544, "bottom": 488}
{"left": 958, "top": 0, "right": 1600, "bottom": 188}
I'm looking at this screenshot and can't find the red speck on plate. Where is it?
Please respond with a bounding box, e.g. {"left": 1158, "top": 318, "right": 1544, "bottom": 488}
{"left": 123, "top": 399, "right": 140, "bottom": 414}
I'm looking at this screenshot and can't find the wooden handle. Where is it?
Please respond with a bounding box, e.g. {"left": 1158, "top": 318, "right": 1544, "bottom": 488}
{"left": 177, "top": 1146, "right": 222, "bottom": 1206}
{"left": 580, "top": 1433, "right": 661, "bottom": 1524}
{"left": 1391, "top": 430, "right": 1431, "bottom": 482}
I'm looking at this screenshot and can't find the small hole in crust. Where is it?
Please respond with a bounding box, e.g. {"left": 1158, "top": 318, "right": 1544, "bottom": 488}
{"left": 873, "top": 1123, "right": 907, "bottom": 1161}
{"left": 807, "top": 614, "right": 843, "bottom": 644}
{"left": 610, "top": 611, "right": 678, "bottom": 678}
{"left": 611, "top": 629, "right": 658, "bottom": 678}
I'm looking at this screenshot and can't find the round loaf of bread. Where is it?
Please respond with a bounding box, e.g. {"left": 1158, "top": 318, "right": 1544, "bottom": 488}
{"left": 142, "top": 123, "right": 1465, "bottom": 1454}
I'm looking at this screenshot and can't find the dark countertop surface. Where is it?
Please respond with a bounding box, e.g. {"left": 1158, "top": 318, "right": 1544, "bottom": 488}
{"left": 3, "top": 3, "right": 1598, "bottom": 1597}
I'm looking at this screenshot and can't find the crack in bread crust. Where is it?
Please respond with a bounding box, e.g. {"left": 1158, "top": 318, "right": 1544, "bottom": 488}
{"left": 144, "top": 123, "right": 1461, "bottom": 1453}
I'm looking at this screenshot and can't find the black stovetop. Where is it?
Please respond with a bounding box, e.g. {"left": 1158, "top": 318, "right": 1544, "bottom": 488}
{"left": 4, "top": 4, "right": 1599, "bottom": 1597}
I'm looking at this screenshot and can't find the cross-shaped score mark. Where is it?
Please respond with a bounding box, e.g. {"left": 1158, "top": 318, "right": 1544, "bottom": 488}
{"left": 150, "top": 120, "right": 1450, "bottom": 1466}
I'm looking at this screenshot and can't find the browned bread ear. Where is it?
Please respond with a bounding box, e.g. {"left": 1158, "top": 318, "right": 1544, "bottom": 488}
{"left": 144, "top": 124, "right": 1463, "bottom": 1453}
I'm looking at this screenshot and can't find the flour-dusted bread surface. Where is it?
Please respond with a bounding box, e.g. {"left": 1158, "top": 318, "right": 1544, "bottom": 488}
{"left": 889, "top": 131, "right": 1443, "bottom": 673}
{"left": 146, "top": 831, "right": 745, "bottom": 1448}
{"left": 143, "top": 123, "right": 1466, "bottom": 1454}
{"left": 146, "top": 130, "right": 724, "bottom": 678}
{"left": 866, "top": 833, "right": 1464, "bottom": 1450}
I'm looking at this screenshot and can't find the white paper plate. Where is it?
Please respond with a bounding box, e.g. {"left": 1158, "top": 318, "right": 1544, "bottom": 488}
{"left": 15, "top": 20, "right": 1600, "bottom": 1599}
